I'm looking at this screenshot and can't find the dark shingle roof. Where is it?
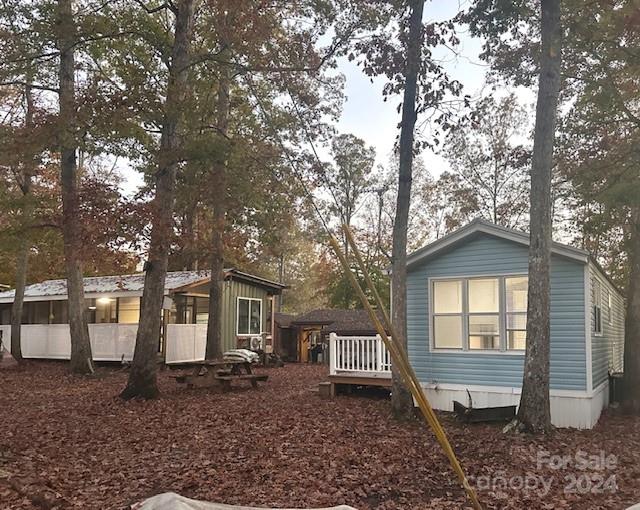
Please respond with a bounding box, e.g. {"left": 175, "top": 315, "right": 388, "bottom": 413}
{"left": 274, "top": 312, "right": 295, "bottom": 328}
{"left": 292, "top": 309, "right": 383, "bottom": 335}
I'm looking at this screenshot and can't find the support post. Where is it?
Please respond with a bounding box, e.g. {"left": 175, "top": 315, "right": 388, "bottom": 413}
{"left": 329, "top": 332, "right": 337, "bottom": 376}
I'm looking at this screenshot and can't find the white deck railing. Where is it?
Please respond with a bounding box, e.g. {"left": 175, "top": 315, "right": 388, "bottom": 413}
{"left": 329, "top": 333, "right": 391, "bottom": 378}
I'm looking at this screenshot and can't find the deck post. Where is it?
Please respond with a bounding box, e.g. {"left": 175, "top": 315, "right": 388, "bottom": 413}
{"left": 329, "top": 332, "right": 337, "bottom": 376}
{"left": 375, "top": 334, "right": 383, "bottom": 373}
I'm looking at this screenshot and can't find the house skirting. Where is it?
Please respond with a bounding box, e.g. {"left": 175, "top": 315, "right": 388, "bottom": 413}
{"left": 419, "top": 381, "right": 609, "bottom": 430}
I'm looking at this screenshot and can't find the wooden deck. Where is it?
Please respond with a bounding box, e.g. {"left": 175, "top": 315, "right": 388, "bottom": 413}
{"left": 326, "top": 333, "right": 392, "bottom": 396}
{"left": 322, "top": 372, "right": 393, "bottom": 398}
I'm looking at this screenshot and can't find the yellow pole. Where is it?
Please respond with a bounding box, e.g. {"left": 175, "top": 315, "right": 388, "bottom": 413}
{"left": 330, "top": 228, "right": 483, "bottom": 510}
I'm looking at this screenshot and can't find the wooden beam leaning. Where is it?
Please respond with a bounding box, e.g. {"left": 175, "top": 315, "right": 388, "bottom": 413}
{"left": 333, "top": 225, "right": 483, "bottom": 510}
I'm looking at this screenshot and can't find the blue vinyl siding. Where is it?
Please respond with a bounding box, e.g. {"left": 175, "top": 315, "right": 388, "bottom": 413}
{"left": 407, "top": 233, "right": 587, "bottom": 391}
{"left": 590, "top": 266, "right": 625, "bottom": 388}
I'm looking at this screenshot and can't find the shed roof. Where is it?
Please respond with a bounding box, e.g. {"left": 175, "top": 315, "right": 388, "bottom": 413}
{"left": 406, "top": 218, "right": 589, "bottom": 269}
{"left": 292, "top": 308, "right": 383, "bottom": 335}
{"left": 0, "top": 269, "right": 285, "bottom": 303}
{"left": 274, "top": 312, "right": 295, "bottom": 328}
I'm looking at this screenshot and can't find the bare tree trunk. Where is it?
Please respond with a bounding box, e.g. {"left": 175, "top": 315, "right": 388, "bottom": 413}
{"left": 205, "top": 45, "right": 231, "bottom": 361}
{"left": 121, "top": 0, "right": 197, "bottom": 399}
{"left": 10, "top": 85, "right": 36, "bottom": 363}
{"left": 56, "top": 0, "right": 93, "bottom": 375}
{"left": 10, "top": 235, "right": 28, "bottom": 362}
{"left": 278, "top": 252, "right": 285, "bottom": 313}
{"left": 623, "top": 207, "right": 640, "bottom": 412}
{"left": 517, "top": 0, "right": 562, "bottom": 434}
{"left": 390, "top": 0, "right": 424, "bottom": 420}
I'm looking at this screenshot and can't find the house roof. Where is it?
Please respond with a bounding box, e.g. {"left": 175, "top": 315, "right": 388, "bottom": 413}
{"left": 0, "top": 268, "right": 285, "bottom": 303}
{"left": 406, "top": 218, "right": 590, "bottom": 269}
{"left": 292, "top": 308, "right": 383, "bottom": 335}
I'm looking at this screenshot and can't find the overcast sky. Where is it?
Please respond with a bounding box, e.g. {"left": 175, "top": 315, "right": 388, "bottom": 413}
{"left": 335, "top": 2, "right": 482, "bottom": 170}
{"left": 121, "top": 2, "right": 534, "bottom": 195}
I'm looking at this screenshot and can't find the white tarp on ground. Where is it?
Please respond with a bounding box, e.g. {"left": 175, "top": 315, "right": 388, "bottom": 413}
{"left": 133, "top": 493, "right": 357, "bottom": 510}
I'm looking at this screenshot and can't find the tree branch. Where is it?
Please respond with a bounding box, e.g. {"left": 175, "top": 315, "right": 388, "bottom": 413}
{"left": 133, "top": 0, "right": 177, "bottom": 15}
{"left": 0, "top": 81, "right": 58, "bottom": 93}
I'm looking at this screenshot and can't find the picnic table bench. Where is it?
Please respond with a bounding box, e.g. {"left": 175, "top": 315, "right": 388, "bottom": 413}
{"left": 168, "top": 359, "right": 268, "bottom": 391}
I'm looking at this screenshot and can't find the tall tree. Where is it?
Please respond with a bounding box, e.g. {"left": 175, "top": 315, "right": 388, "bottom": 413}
{"left": 9, "top": 85, "right": 36, "bottom": 363}
{"left": 467, "top": 0, "right": 563, "bottom": 433}
{"left": 325, "top": 133, "right": 375, "bottom": 254}
{"left": 390, "top": 0, "right": 425, "bottom": 419}
{"left": 121, "top": 0, "right": 198, "bottom": 399}
{"left": 556, "top": 0, "right": 640, "bottom": 412}
{"left": 517, "top": 0, "right": 562, "bottom": 433}
{"left": 200, "top": 0, "right": 345, "bottom": 358}
{"left": 57, "top": 0, "right": 93, "bottom": 374}
{"left": 205, "top": 14, "right": 231, "bottom": 361}
{"left": 343, "top": 0, "right": 464, "bottom": 418}
{"left": 626, "top": 207, "right": 640, "bottom": 411}
{"left": 443, "top": 94, "right": 531, "bottom": 229}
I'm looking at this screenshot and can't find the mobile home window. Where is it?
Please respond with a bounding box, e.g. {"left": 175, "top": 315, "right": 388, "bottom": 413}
{"left": 506, "top": 277, "right": 527, "bottom": 350}
{"left": 592, "top": 278, "right": 603, "bottom": 335}
{"left": 468, "top": 278, "right": 500, "bottom": 350}
{"left": 431, "top": 275, "right": 528, "bottom": 352}
{"left": 604, "top": 288, "right": 611, "bottom": 325}
{"left": 432, "top": 280, "right": 463, "bottom": 348}
{"left": 237, "top": 297, "right": 262, "bottom": 336}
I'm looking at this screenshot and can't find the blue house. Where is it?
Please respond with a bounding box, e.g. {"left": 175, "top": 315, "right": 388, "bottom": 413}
{"left": 328, "top": 219, "right": 625, "bottom": 429}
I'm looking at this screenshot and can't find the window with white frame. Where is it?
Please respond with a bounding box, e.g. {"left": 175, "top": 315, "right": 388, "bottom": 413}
{"left": 604, "top": 287, "right": 612, "bottom": 325}
{"left": 468, "top": 278, "right": 500, "bottom": 349}
{"left": 432, "top": 280, "right": 464, "bottom": 348}
{"left": 592, "top": 278, "right": 603, "bottom": 335}
{"left": 237, "top": 297, "right": 262, "bottom": 336}
{"left": 506, "top": 276, "right": 528, "bottom": 350}
{"left": 431, "top": 275, "right": 528, "bottom": 351}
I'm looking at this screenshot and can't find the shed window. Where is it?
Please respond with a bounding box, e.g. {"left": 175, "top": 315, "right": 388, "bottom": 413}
{"left": 237, "top": 297, "right": 262, "bottom": 336}
{"left": 431, "top": 275, "right": 528, "bottom": 352}
{"left": 0, "top": 304, "right": 10, "bottom": 325}
{"left": 94, "top": 297, "right": 117, "bottom": 323}
{"left": 118, "top": 297, "right": 140, "bottom": 324}
{"left": 29, "top": 301, "right": 50, "bottom": 324}
{"left": 195, "top": 298, "right": 209, "bottom": 324}
{"left": 50, "top": 301, "right": 68, "bottom": 324}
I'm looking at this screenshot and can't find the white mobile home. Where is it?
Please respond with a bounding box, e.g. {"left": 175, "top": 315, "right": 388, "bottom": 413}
{"left": 0, "top": 269, "right": 285, "bottom": 363}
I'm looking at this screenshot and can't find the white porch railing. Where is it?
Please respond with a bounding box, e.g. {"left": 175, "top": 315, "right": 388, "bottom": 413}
{"left": 165, "top": 324, "right": 207, "bottom": 364}
{"left": 0, "top": 323, "right": 229, "bottom": 364}
{"left": 0, "top": 324, "right": 137, "bottom": 361}
{"left": 329, "top": 333, "right": 391, "bottom": 378}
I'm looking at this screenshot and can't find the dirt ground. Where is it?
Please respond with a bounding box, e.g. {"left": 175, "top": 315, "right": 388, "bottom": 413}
{"left": 1, "top": 362, "right": 639, "bottom": 509}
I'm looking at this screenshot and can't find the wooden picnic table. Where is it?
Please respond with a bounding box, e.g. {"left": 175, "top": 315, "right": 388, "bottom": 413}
{"left": 168, "top": 359, "right": 268, "bottom": 391}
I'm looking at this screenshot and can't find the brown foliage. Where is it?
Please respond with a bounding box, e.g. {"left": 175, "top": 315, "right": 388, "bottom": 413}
{"left": 1, "top": 363, "right": 639, "bottom": 509}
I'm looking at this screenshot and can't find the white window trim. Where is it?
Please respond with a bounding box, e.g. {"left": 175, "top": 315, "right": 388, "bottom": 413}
{"left": 236, "top": 297, "right": 263, "bottom": 336}
{"left": 428, "top": 273, "right": 527, "bottom": 355}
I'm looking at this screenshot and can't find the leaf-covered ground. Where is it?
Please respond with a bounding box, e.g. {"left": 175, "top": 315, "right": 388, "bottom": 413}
{"left": 1, "top": 362, "right": 639, "bottom": 509}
